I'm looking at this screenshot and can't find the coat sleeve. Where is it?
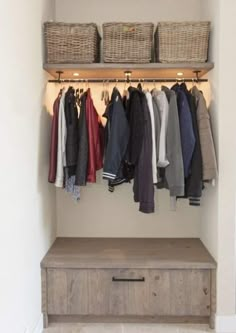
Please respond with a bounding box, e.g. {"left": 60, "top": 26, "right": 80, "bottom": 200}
{"left": 165, "top": 93, "right": 185, "bottom": 197}
{"left": 48, "top": 98, "right": 59, "bottom": 183}
{"left": 133, "top": 99, "right": 154, "bottom": 213}
{"left": 128, "top": 93, "right": 144, "bottom": 165}
{"left": 197, "top": 94, "right": 218, "bottom": 181}
{"left": 86, "top": 95, "right": 103, "bottom": 183}
{"left": 55, "top": 94, "right": 66, "bottom": 188}
{"left": 103, "top": 98, "right": 129, "bottom": 180}
{"left": 75, "top": 96, "right": 88, "bottom": 186}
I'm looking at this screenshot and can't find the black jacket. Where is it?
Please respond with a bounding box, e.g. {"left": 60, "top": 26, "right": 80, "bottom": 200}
{"left": 65, "top": 87, "right": 78, "bottom": 171}
{"left": 126, "top": 87, "right": 145, "bottom": 165}
{"left": 75, "top": 92, "right": 89, "bottom": 186}
{"left": 133, "top": 92, "right": 154, "bottom": 213}
{"left": 102, "top": 88, "right": 129, "bottom": 180}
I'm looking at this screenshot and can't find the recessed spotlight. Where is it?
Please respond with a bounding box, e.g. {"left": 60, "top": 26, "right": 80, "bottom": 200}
{"left": 73, "top": 73, "right": 79, "bottom": 76}
{"left": 177, "top": 72, "right": 183, "bottom": 76}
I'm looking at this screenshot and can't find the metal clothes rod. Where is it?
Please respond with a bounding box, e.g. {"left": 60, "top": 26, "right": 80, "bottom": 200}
{"left": 47, "top": 69, "right": 207, "bottom": 83}
{"left": 48, "top": 78, "right": 208, "bottom": 83}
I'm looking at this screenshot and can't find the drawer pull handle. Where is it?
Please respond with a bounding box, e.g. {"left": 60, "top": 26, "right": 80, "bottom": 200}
{"left": 112, "top": 277, "right": 145, "bottom": 282}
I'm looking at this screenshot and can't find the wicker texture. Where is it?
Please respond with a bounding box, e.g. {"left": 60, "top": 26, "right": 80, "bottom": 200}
{"left": 156, "top": 21, "right": 210, "bottom": 63}
{"left": 44, "top": 22, "right": 100, "bottom": 64}
{"left": 103, "top": 22, "right": 154, "bottom": 63}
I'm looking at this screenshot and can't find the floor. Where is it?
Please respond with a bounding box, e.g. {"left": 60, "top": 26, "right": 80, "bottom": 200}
{"left": 44, "top": 323, "right": 214, "bottom": 333}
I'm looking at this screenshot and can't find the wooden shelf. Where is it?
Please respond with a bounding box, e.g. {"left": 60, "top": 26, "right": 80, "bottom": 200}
{"left": 44, "top": 62, "right": 214, "bottom": 80}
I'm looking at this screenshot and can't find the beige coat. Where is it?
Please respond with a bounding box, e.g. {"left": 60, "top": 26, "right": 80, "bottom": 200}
{"left": 192, "top": 86, "right": 217, "bottom": 181}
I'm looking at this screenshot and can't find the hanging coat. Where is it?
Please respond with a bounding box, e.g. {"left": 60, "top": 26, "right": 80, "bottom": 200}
{"left": 191, "top": 86, "right": 217, "bottom": 181}
{"left": 48, "top": 95, "right": 60, "bottom": 183}
{"left": 145, "top": 91, "right": 157, "bottom": 184}
{"left": 126, "top": 87, "right": 145, "bottom": 165}
{"left": 64, "top": 87, "right": 78, "bottom": 171}
{"left": 172, "top": 84, "right": 196, "bottom": 178}
{"left": 75, "top": 93, "right": 88, "bottom": 186}
{"left": 86, "top": 88, "right": 103, "bottom": 183}
{"left": 152, "top": 89, "right": 169, "bottom": 168}
{"left": 133, "top": 92, "right": 154, "bottom": 213}
{"left": 55, "top": 91, "right": 67, "bottom": 188}
{"left": 152, "top": 93, "right": 161, "bottom": 166}
{"left": 103, "top": 87, "right": 129, "bottom": 180}
{"left": 162, "top": 86, "right": 185, "bottom": 197}
{"left": 180, "top": 83, "right": 203, "bottom": 206}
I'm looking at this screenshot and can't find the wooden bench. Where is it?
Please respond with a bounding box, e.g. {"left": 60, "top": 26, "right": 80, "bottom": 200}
{"left": 41, "top": 238, "right": 216, "bottom": 328}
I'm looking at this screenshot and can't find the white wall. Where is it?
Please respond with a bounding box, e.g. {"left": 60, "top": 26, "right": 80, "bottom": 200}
{"left": 55, "top": 0, "right": 203, "bottom": 24}
{"left": 0, "top": 0, "right": 56, "bottom": 332}
{"left": 199, "top": 0, "right": 219, "bottom": 264}
{"left": 201, "top": 0, "right": 236, "bottom": 320}
{"left": 216, "top": 0, "right": 236, "bottom": 316}
{"left": 55, "top": 0, "right": 207, "bottom": 238}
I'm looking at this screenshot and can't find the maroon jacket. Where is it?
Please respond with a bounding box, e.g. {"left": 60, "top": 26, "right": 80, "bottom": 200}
{"left": 48, "top": 96, "right": 60, "bottom": 183}
{"left": 86, "top": 89, "right": 103, "bottom": 182}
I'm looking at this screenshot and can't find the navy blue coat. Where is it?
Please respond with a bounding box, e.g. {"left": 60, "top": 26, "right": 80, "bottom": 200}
{"left": 172, "top": 84, "right": 196, "bottom": 178}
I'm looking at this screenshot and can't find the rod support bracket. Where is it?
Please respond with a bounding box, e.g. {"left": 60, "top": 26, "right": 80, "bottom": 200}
{"left": 193, "top": 70, "right": 201, "bottom": 82}
{"left": 56, "top": 71, "right": 64, "bottom": 82}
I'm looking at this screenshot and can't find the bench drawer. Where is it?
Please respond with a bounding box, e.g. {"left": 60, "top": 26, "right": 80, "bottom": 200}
{"left": 47, "top": 268, "right": 210, "bottom": 317}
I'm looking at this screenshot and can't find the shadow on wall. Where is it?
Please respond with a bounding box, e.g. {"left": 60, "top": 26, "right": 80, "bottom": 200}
{"left": 37, "top": 81, "right": 57, "bottom": 244}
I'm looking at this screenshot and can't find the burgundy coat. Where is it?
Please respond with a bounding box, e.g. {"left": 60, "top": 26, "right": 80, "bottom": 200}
{"left": 86, "top": 89, "right": 103, "bottom": 182}
{"left": 48, "top": 96, "right": 60, "bottom": 183}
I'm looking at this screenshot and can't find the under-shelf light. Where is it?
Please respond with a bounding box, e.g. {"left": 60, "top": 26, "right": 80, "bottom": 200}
{"left": 177, "top": 72, "right": 184, "bottom": 76}
{"left": 73, "top": 73, "right": 79, "bottom": 77}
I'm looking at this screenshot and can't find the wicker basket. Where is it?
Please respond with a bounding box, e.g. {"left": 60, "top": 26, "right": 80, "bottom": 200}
{"left": 155, "top": 21, "right": 210, "bottom": 63}
{"left": 44, "top": 22, "right": 101, "bottom": 64}
{"left": 103, "top": 22, "right": 154, "bottom": 63}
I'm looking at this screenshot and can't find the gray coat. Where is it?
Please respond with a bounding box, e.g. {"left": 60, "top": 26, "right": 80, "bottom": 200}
{"left": 191, "top": 86, "right": 217, "bottom": 181}
{"left": 162, "top": 86, "right": 185, "bottom": 197}
{"left": 152, "top": 94, "right": 161, "bottom": 165}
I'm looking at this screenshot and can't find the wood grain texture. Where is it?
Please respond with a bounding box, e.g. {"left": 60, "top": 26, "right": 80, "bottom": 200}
{"left": 47, "top": 269, "right": 68, "bottom": 314}
{"left": 41, "top": 238, "right": 216, "bottom": 270}
{"left": 43, "top": 62, "right": 214, "bottom": 79}
{"left": 47, "top": 269, "right": 150, "bottom": 316}
{"left": 41, "top": 268, "right": 47, "bottom": 313}
{"left": 107, "top": 269, "right": 150, "bottom": 316}
{"left": 150, "top": 270, "right": 210, "bottom": 316}
{"left": 87, "top": 269, "right": 109, "bottom": 315}
{"left": 67, "top": 269, "right": 89, "bottom": 315}
{"left": 46, "top": 268, "right": 211, "bottom": 317}
{"left": 210, "top": 269, "right": 216, "bottom": 329}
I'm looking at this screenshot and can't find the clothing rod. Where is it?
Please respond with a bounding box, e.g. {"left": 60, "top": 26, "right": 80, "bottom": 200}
{"left": 48, "top": 78, "right": 208, "bottom": 83}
